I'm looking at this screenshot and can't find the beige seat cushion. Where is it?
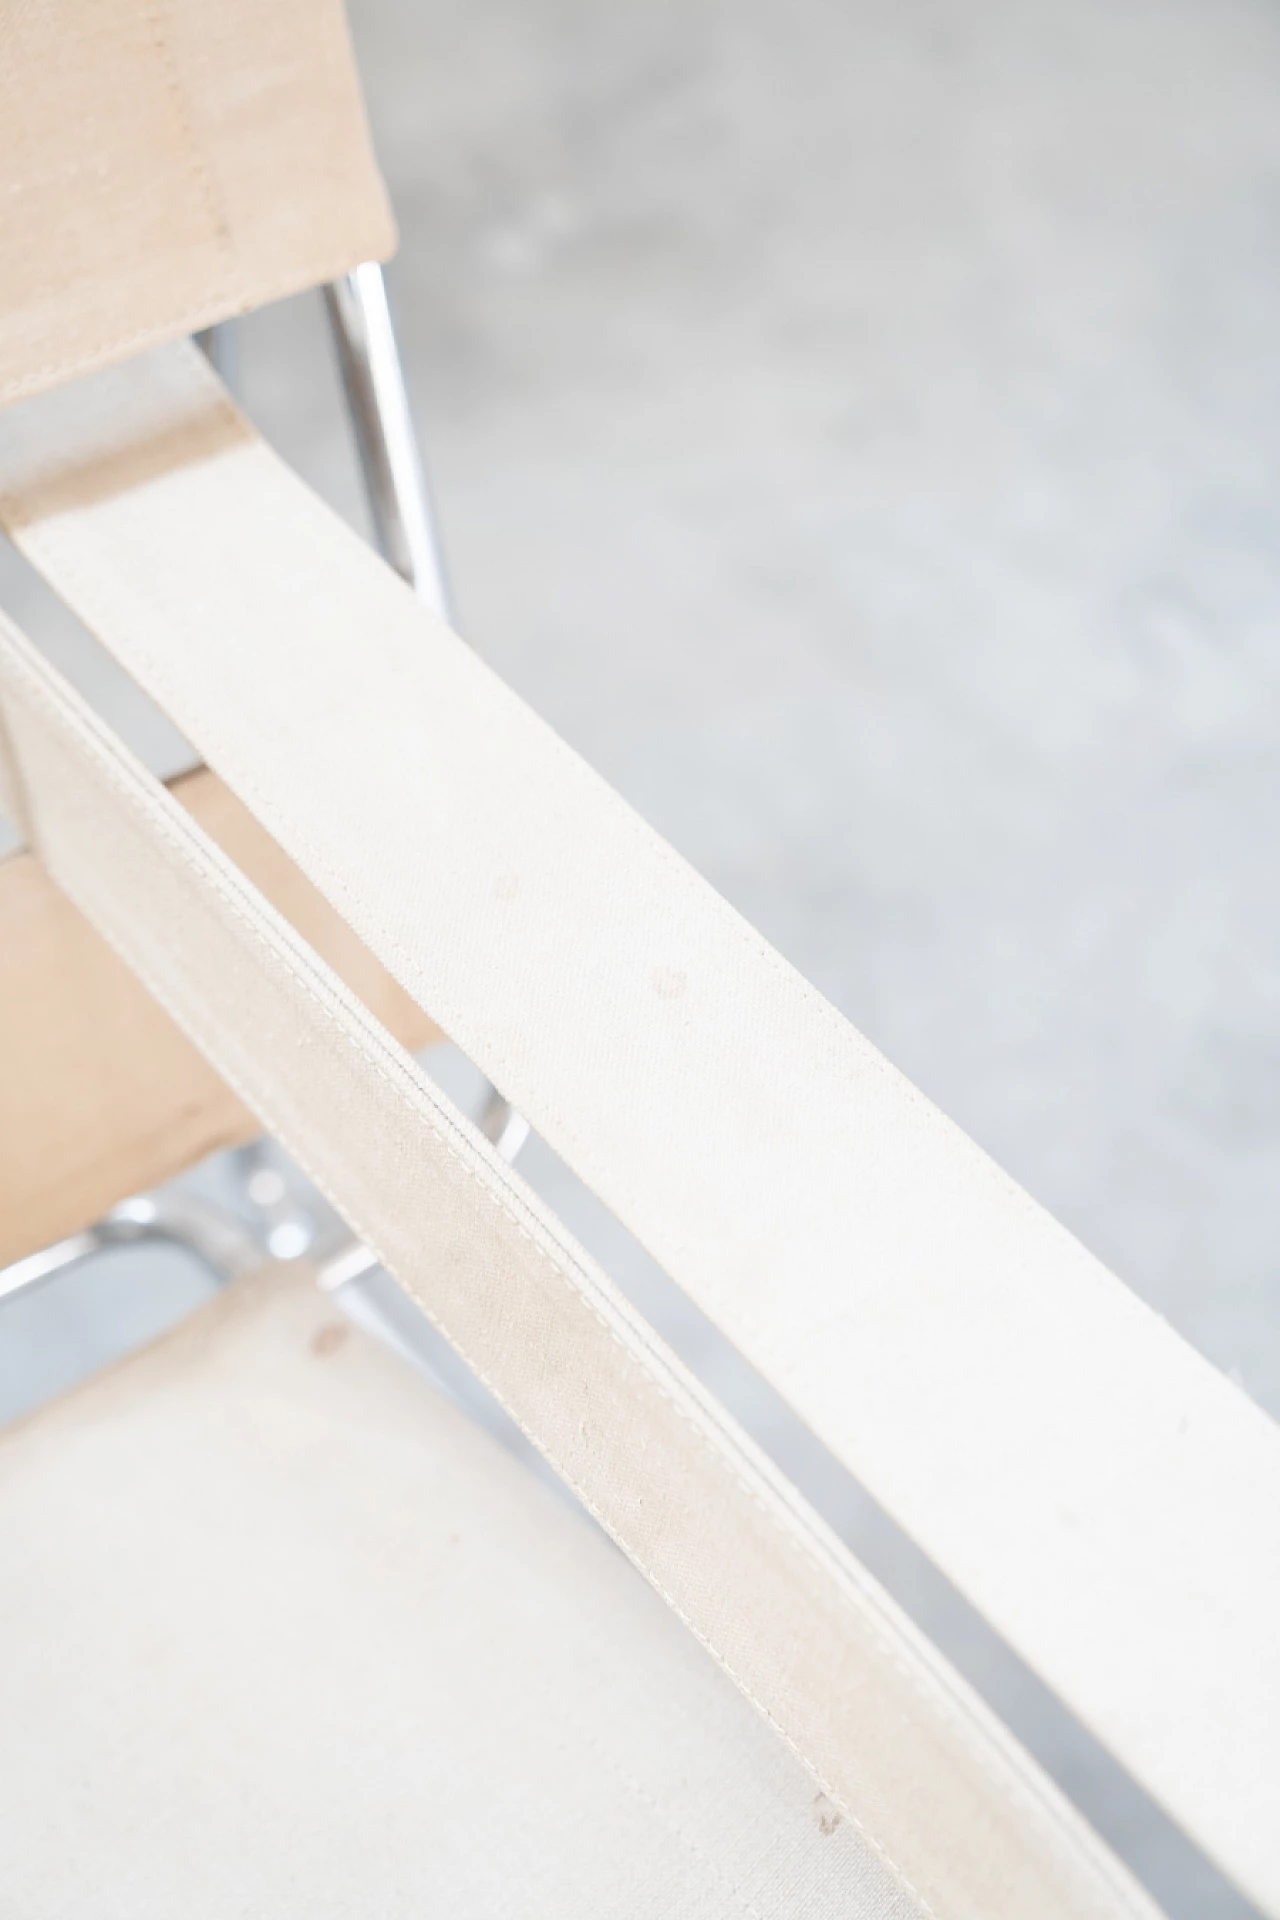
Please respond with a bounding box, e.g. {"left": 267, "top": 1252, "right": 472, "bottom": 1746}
{"left": 0, "top": 1266, "right": 915, "bottom": 1918}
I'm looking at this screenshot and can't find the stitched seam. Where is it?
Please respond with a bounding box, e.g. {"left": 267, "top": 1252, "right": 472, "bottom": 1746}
{"left": 143, "top": 1, "right": 242, "bottom": 303}
{"left": 0, "top": 247, "right": 391, "bottom": 406}
{"left": 1, "top": 352, "right": 1040, "bottom": 1247}
{"left": 6, "top": 450, "right": 1163, "bottom": 1909}
{"left": 534, "top": 1708, "right": 776, "bottom": 1920}
{"left": 1, "top": 642, "right": 1157, "bottom": 1920}
{"left": 23, "top": 557, "right": 1064, "bottom": 1256}
{"left": 0, "top": 525, "right": 1156, "bottom": 1916}
{"left": 0, "top": 650, "right": 959, "bottom": 1913}
{"left": 50, "top": 908, "right": 936, "bottom": 1918}
{"left": 1, "top": 526, "right": 1155, "bottom": 1912}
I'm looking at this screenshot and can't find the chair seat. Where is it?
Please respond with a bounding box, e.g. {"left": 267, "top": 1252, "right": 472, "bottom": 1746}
{"left": 0, "top": 1267, "right": 913, "bottom": 1918}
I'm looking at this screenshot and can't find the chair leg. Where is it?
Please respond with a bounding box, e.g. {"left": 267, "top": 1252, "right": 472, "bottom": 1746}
{"left": 0, "top": 1192, "right": 260, "bottom": 1307}
{"left": 322, "top": 262, "right": 452, "bottom": 623}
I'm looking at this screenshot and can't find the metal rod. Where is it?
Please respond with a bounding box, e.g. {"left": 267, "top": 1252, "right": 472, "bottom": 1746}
{"left": 322, "top": 263, "right": 453, "bottom": 622}
{"left": 0, "top": 1193, "right": 261, "bottom": 1307}
{"left": 323, "top": 262, "right": 529, "bottom": 1166}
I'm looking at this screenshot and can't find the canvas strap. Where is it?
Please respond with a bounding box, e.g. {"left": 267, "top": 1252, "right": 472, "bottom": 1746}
{"left": 0, "top": 344, "right": 1276, "bottom": 1912}
{"left": 0, "top": 608, "right": 1159, "bottom": 1920}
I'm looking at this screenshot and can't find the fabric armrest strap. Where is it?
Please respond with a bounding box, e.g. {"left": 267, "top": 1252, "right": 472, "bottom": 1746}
{"left": 1, "top": 345, "right": 1276, "bottom": 1911}
{"left": 0, "top": 611, "right": 1158, "bottom": 1920}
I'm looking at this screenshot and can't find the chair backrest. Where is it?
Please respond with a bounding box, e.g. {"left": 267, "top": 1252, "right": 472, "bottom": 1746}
{"left": 0, "top": 0, "right": 394, "bottom": 405}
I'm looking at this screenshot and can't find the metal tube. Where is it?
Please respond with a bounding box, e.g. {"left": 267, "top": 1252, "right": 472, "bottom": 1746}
{"left": 323, "top": 262, "right": 528, "bottom": 1165}
{"left": 322, "top": 263, "right": 453, "bottom": 621}
{"left": 0, "top": 1193, "right": 262, "bottom": 1307}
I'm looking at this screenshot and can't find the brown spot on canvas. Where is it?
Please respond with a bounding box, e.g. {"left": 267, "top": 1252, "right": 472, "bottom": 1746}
{"left": 651, "top": 966, "right": 687, "bottom": 1000}
{"left": 310, "top": 1321, "right": 349, "bottom": 1358}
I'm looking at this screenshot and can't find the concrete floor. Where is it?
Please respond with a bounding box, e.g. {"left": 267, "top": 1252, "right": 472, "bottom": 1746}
{"left": 2, "top": 0, "right": 1278, "bottom": 1912}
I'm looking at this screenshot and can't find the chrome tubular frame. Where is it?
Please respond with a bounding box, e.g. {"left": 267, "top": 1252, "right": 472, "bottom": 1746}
{"left": 322, "top": 261, "right": 528, "bottom": 1165}
{"left": 323, "top": 263, "right": 453, "bottom": 621}
{"left": 0, "top": 1192, "right": 262, "bottom": 1307}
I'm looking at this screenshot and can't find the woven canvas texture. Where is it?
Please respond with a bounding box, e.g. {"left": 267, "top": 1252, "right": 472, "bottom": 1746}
{"left": 0, "top": 0, "right": 394, "bottom": 404}
{"left": 0, "top": 1265, "right": 925, "bottom": 1917}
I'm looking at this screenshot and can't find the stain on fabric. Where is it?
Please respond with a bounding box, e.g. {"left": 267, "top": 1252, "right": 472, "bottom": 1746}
{"left": 310, "top": 1322, "right": 349, "bottom": 1358}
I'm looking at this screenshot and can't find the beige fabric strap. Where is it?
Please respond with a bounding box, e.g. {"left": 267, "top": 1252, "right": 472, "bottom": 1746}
{"left": 1, "top": 346, "right": 1277, "bottom": 1909}
{"left": 0, "top": 0, "right": 393, "bottom": 404}
{"left": 0, "top": 611, "right": 1155, "bottom": 1920}
{"left": 0, "top": 767, "right": 439, "bottom": 1267}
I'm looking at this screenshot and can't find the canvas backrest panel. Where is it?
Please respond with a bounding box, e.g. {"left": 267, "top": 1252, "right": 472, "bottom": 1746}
{"left": 0, "top": 0, "right": 395, "bottom": 404}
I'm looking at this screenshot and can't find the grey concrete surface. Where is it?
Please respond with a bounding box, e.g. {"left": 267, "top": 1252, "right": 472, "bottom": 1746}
{"left": 2, "top": 0, "right": 1278, "bottom": 1912}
